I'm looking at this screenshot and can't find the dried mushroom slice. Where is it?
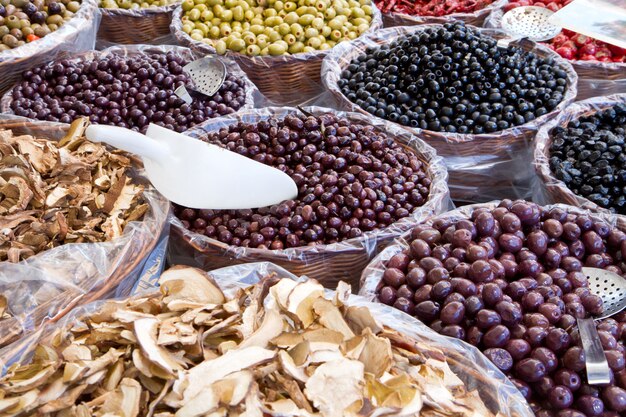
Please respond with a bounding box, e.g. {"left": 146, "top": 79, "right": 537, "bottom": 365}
{"left": 0, "top": 266, "right": 499, "bottom": 417}
{"left": 0, "top": 118, "right": 147, "bottom": 263}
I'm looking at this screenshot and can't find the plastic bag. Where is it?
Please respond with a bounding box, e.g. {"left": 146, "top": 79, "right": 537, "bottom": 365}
{"left": 534, "top": 93, "right": 626, "bottom": 225}
{"left": 360, "top": 201, "right": 624, "bottom": 299}
{"left": 167, "top": 106, "right": 451, "bottom": 290}
{"left": 485, "top": 8, "right": 626, "bottom": 100}
{"left": 0, "top": 261, "right": 534, "bottom": 417}
{"left": 379, "top": 0, "right": 508, "bottom": 28}
{"left": 0, "top": 0, "right": 101, "bottom": 96}
{"left": 0, "top": 44, "right": 259, "bottom": 131}
{"left": 169, "top": 5, "right": 383, "bottom": 106}
{"left": 321, "top": 24, "right": 579, "bottom": 204}
{"left": 97, "top": 4, "right": 179, "bottom": 47}
{"left": 0, "top": 118, "right": 171, "bottom": 350}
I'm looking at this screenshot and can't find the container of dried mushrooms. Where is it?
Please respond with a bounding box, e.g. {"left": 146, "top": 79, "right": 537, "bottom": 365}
{"left": 0, "top": 262, "right": 533, "bottom": 417}
{"left": 0, "top": 118, "right": 170, "bottom": 349}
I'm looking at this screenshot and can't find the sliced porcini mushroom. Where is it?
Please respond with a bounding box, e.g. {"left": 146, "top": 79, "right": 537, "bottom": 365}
{"left": 0, "top": 364, "right": 56, "bottom": 393}
{"left": 211, "top": 371, "right": 254, "bottom": 407}
{"left": 0, "top": 397, "right": 20, "bottom": 413}
{"left": 334, "top": 281, "right": 352, "bottom": 306}
{"left": 39, "top": 384, "right": 88, "bottom": 414}
{"left": 304, "top": 358, "right": 365, "bottom": 417}
{"left": 238, "top": 308, "right": 284, "bottom": 349}
{"left": 62, "top": 344, "right": 92, "bottom": 362}
{"left": 344, "top": 306, "right": 383, "bottom": 336}
{"left": 311, "top": 298, "right": 354, "bottom": 340}
{"left": 181, "top": 347, "right": 275, "bottom": 403}
{"left": 157, "top": 319, "right": 197, "bottom": 347}
{"left": 134, "top": 318, "right": 184, "bottom": 375}
{"left": 175, "top": 388, "right": 218, "bottom": 417}
{"left": 160, "top": 266, "right": 225, "bottom": 309}
{"left": 269, "top": 278, "right": 298, "bottom": 311}
{"left": 278, "top": 350, "right": 308, "bottom": 384}
{"left": 358, "top": 328, "right": 393, "bottom": 378}
{"left": 284, "top": 281, "right": 325, "bottom": 327}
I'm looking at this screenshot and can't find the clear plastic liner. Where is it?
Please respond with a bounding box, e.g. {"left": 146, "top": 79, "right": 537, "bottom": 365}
{"left": 0, "top": 117, "right": 171, "bottom": 350}
{"left": 321, "top": 24, "right": 579, "bottom": 204}
{"left": 359, "top": 201, "right": 623, "bottom": 299}
{"left": 169, "top": 5, "right": 383, "bottom": 105}
{"left": 0, "top": 261, "right": 534, "bottom": 417}
{"left": 0, "top": 44, "right": 260, "bottom": 129}
{"left": 379, "top": 0, "right": 508, "bottom": 28}
{"left": 534, "top": 93, "right": 626, "bottom": 225}
{"left": 0, "top": 0, "right": 101, "bottom": 96}
{"left": 485, "top": 8, "right": 626, "bottom": 100}
{"left": 97, "top": 4, "right": 179, "bottom": 47}
{"left": 168, "top": 106, "right": 451, "bottom": 290}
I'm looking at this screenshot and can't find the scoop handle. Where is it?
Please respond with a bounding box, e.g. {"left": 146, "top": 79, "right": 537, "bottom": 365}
{"left": 577, "top": 317, "right": 611, "bottom": 385}
{"left": 85, "top": 124, "right": 169, "bottom": 163}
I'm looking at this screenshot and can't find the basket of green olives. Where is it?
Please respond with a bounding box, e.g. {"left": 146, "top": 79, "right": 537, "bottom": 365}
{"left": 170, "top": 0, "right": 382, "bottom": 105}
{"left": 0, "top": 0, "right": 100, "bottom": 94}
{"left": 98, "top": 0, "right": 179, "bottom": 45}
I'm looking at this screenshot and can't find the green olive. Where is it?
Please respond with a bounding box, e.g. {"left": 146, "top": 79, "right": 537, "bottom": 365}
{"left": 228, "top": 37, "right": 246, "bottom": 51}
{"left": 209, "top": 25, "right": 220, "bottom": 37}
{"left": 5, "top": 16, "right": 20, "bottom": 30}
{"left": 0, "top": 26, "right": 8, "bottom": 37}
{"left": 246, "top": 44, "right": 260, "bottom": 55}
{"left": 188, "top": 8, "right": 201, "bottom": 20}
{"left": 67, "top": 1, "right": 81, "bottom": 12}
{"left": 268, "top": 42, "right": 286, "bottom": 55}
{"left": 215, "top": 39, "right": 227, "bottom": 54}
{"left": 182, "top": 0, "right": 195, "bottom": 10}
{"left": 2, "top": 34, "right": 18, "bottom": 48}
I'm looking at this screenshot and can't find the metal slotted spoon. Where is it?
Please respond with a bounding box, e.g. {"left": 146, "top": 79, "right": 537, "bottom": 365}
{"left": 174, "top": 57, "right": 227, "bottom": 104}
{"left": 498, "top": 6, "right": 563, "bottom": 48}
{"left": 578, "top": 267, "right": 626, "bottom": 385}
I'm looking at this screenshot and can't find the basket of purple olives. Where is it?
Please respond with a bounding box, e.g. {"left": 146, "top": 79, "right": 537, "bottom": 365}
{"left": 535, "top": 94, "right": 626, "bottom": 224}
{"left": 0, "top": 44, "right": 258, "bottom": 133}
{"left": 322, "top": 21, "right": 579, "bottom": 204}
{"left": 0, "top": 0, "right": 100, "bottom": 95}
{"left": 360, "top": 199, "right": 626, "bottom": 416}
{"left": 168, "top": 106, "right": 451, "bottom": 289}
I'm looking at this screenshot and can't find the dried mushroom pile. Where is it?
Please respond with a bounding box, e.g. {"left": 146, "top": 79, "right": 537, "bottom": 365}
{"left": 0, "top": 266, "right": 496, "bottom": 416}
{"left": 0, "top": 119, "right": 148, "bottom": 262}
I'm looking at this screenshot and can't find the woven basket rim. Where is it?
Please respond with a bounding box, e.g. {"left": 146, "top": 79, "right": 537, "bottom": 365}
{"left": 322, "top": 24, "right": 579, "bottom": 145}
{"left": 534, "top": 93, "right": 626, "bottom": 219}
{"left": 169, "top": 3, "right": 383, "bottom": 63}
{"left": 172, "top": 105, "right": 450, "bottom": 259}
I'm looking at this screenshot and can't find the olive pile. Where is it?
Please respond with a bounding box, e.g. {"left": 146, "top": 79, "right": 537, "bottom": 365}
{"left": 549, "top": 104, "right": 626, "bottom": 215}
{"left": 9, "top": 51, "right": 247, "bottom": 133}
{"left": 99, "top": 0, "right": 175, "bottom": 8}
{"left": 376, "top": 200, "right": 626, "bottom": 415}
{"left": 174, "top": 112, "right": 432, "bottom": 249}
{"left": 0, "top": 0, "right": 81, "bottom": 50}
{"left": 180, "top": 0, "right": 375, "bottom": 56}
{"left": 338, "top": 22, "right": 569, "bottom": 134}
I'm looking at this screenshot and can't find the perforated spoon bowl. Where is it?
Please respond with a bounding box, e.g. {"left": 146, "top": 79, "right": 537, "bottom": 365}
{"left": 498, "top": 6, "right": 562, "bottom": 48}
{"left": 175, "top": 57, "right": 227, "bottom": 104}
{"left": 578, "top": 267, "right": 626, "bottom": 385}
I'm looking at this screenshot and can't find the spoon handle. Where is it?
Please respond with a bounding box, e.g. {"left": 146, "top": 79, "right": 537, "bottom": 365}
{"left": 85, "top": 124, "right": 169, "bottom": 163}
{"left": 577, "top": 317, "right": 611, "bottom": 385}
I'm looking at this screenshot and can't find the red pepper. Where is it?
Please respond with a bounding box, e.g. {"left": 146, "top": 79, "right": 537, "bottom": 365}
{"left": 26, "top": 34, "right": 40, "bottom": 43}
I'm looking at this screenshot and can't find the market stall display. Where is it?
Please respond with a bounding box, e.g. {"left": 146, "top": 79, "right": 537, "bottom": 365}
{"left": 97, "top": 0, "right": 179, "bottom": 45}
{"left": 0, "top": 118, "right": 169, "bottom": 349}
{"left": 376, "top": 0, "right": 507, "bottom": 28}
{"left": 0, "top": 45, "right": 257, "bottom": 133}
{"left": 322, "top": 22, "right": 578, "bottom": 203}
{"left": 168, "top": 106, "right": 450, "bottom": 289}
{"left": 0, "top": 0, "right": 99, "bottom": 95}
{"left": 535, "top": 94, "right": 626, "bottom": 219}
{"left": 486, "top": 1, "right": 626, "bottom": 100}
{"left": 0, "top": 262, "right": 534, "bottom": 417}
{"left": 170, "top": 0, "right": 382, "bottom": 104}
{"left": 361, "top": 200, "right": 626, "bottom": 415}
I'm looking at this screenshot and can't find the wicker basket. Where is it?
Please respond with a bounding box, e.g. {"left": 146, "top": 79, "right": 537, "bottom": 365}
{"left": 322, "top": 24, "right": 579, "bottom": 204}
{"left": 98, "top": 4, "right": 178, "bottom": 45}
{"left": 167, "top": 106, "right": 451, "bottom": 290}
{"left": 0, "top": 0, "right": 100, "bottom": 96}
{"left": 380, "top": 0, "right": 507, "bottom": 28}
{"left": 534, "top": 94, "right": 626, "bottom": 223}
{"left": 0, "top": 118, "right": 170, "bottom": 349}
{"left": 0, "top": 44, "right": 258, "bottom": 131}
{"left": 170, "top": 5, "right": 383, "bottom": 105}
{"left": 485, "top": 7, "right": 626, "bottom": 100}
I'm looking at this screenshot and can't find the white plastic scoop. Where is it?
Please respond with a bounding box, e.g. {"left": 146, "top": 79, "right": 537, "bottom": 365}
{"left": 578, "top": 267, "right": 626, "bottom": 385}
{"left": 85, "top": 124, "right": 298, "bottom": 210}
{"left": 498, "top": 6, "right": 562, "bottom": 48}
{"left": 175, "top": 57, "right": 227, "bottom": 104}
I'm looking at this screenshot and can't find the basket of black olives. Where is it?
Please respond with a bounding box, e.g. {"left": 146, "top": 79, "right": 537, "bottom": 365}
{"left": 322, "top": 22, "right": 578, "bottom": 204}
{"left": 0, "top": 0, "right": 99, "bottom": 95}
{"left": 168, "top": 106, "right": 451, "bottom": 289}
{"left": 360, "top": 199, "right": 626, "bottom": 416}
{"left": 535, "top": 94, "right": 626, "bottom": 221}
{"left": 98, "top": 0, "right": 179, "bottom": 45}
{"left": 0, "top": 44, "right": 258, "bottom": 134}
